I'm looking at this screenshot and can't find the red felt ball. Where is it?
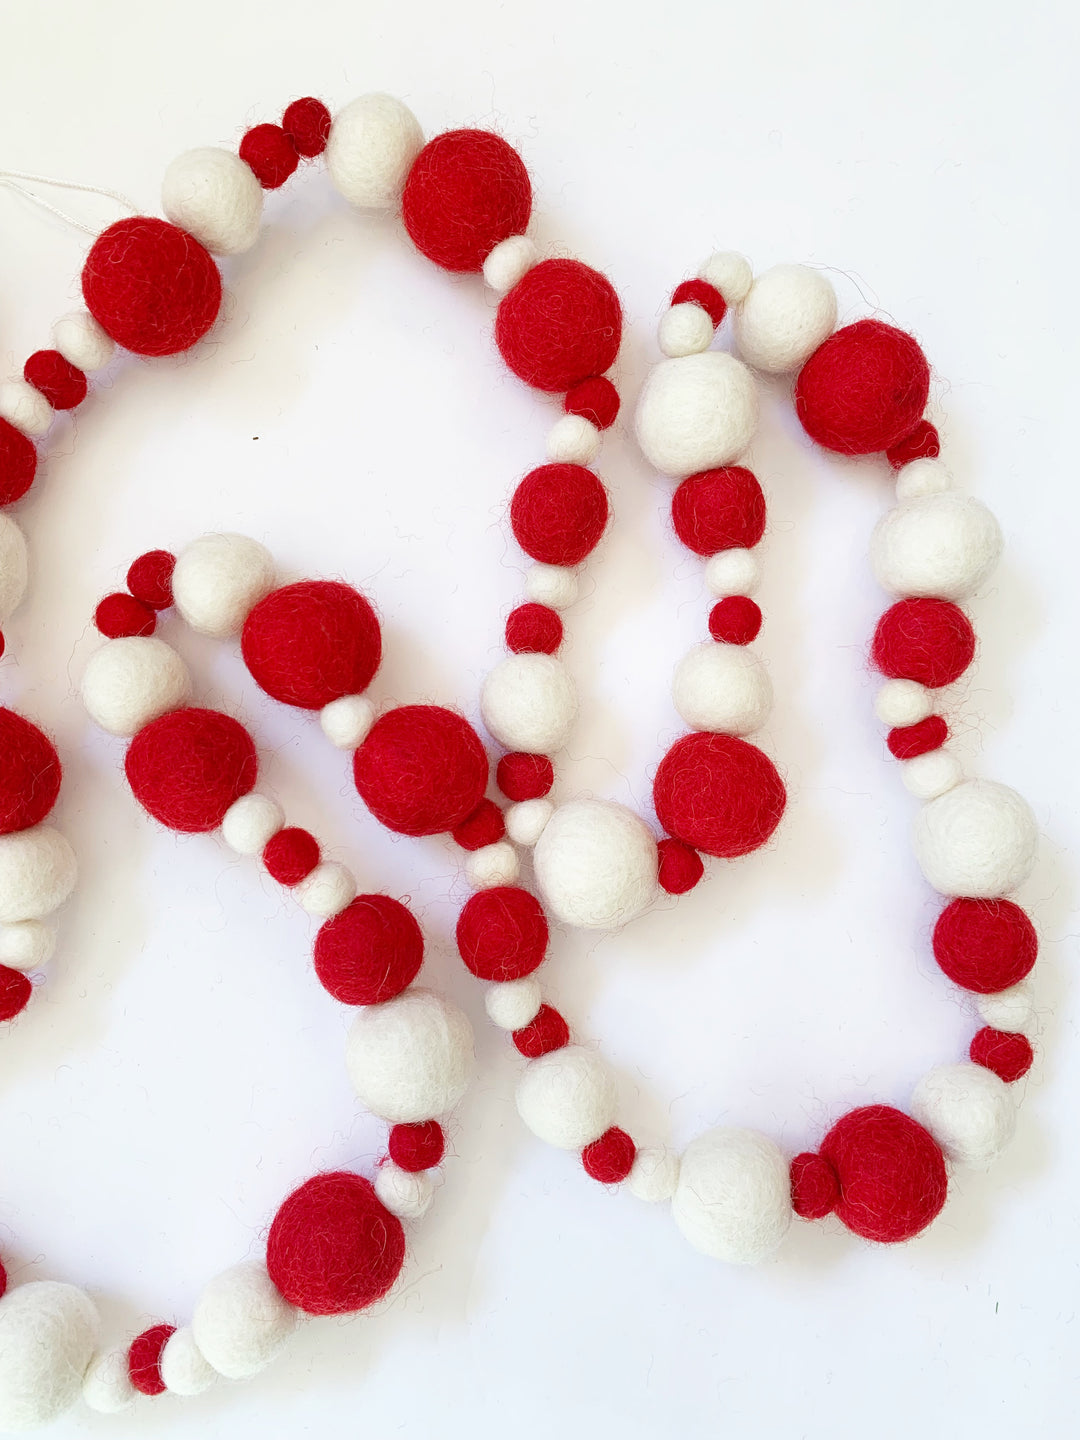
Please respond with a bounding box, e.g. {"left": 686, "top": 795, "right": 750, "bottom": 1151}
{"left": 709, "top": 596, "right": 762, "bottom": 646}
{"left": 653, "top": 732, "right": 786, "bottom": 859}
{"left": 456, "top": 885, "right": 548, "bottom": 981}
{"left": 795, "top": 320, "right": 931, "bottom": 456}
{"left": 789, "top": 1151, "right": 840, "bottom": 1220}
{"left": 505, "top": 602, "right": 563, "bottom": 655}
{"left": 887, "top": 714, "right": 947, "bottom": 760}
{"left": 126, "top": 550, "right": 176, "bottom": 610}
{"left": 932, "top": 898, "right": 1037, "bottom": 994}
{"left": 125, "top": 707, "right": 257, "bottom": 834}
{"left": 23, "top": 350, "right": 87, "bottom": 410}
{"left": 0, "top": 1259, "right": 6, "bottom": 1298}
{"left": 671, "top": 278, "right": 727, "bottom": 327}
{"left": 510, "top": 463, "right": 609, "bottom": 566}
{"left": 0, "top": 418, "right": 37, "bottom": 507}
{"left": 970, "top": 1026, "right": 1034, "bottom": 1083}
{"left": 265, "top": 1171, "right": 405, "bottom": 1316}
{"left": 128, "top": 1324, "right": 175, "bottom": 1397}
{"left": 0, "top": 967, "right": 32, "bottom": 1022}
{"left": 263, "top": 827, "right": 321, "bottom": 885}
{"left": 671, "top": 467, "right": 766, "bottom": 556}
{"left": 819, "top": 1104, "right": 947, "bottom": 1242}
{"left": 656, "top": 837, "right": 704, "bottom": 895}
{"left": 239, "top": 123, "right": 299, "bottom": 188}
{"left": 582, "top": 1126, "right": 636, "bottom": 1184}
{"left": 388, "top": 1120, "right": 445, "bottom": 1173}
{"left": 0, "top": 708, "right": 62, "bottom": 834}
{"left": 496, "top": 258, "right": 622, "bottom": 393}
{"left": 82, "top": 217, "right": 221, "bottom": 357}
{"left": 354, "top": 705, "right": 487, "bottom": 837}
{"left": 496, "top": 751, "right": 554, "bottom": 801}
{"left": 887, "top": 419, "right": 940, "bottom": 469}
{"left": 871, "top": 598, "right": 975, "bottom": 688}
{"left": 242, "top": 581, "right": 382, "bottom": 710}
{"left": 313, "top": 894, "right": 423, "bottom": 1005}
{"left": 282, "top": 96, "right": 331, "bottom": 158}
{"left": 451, "top": 798, "right": 506, "bottom": 851}
{"left": 513, "top": 1003, "right": 570, "bottom": 1058}
{"left": 403, "top": 129, "right": 532, "bottom": 273}
{"left": 95, "top": 592, "right": 156, "bottom": 639}
{"left": 564, "top": 375, "right": 620, "bottom": 429}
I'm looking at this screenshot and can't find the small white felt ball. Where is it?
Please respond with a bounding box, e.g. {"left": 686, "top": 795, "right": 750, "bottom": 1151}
{"left": 375, "top": 1163, "right": 434, "bottom": 1220}
{"left": 160, "top": 1326, "right": 216, "bottom": 1396}
{"left": 296, "top": 862, "right": 356, "bottom": 918}
{"left": 481, "top": 653, "right": 577, "bottom": 754}
{"left": 0, "top": 919, "right": 55, "bottom": 971}
{"left": 895, "top": 457, "right": 952, "bottom": 500}
{"left": 978, "top": 983, "right": 1035, "bottom": 1036}
{"left": 705, "top": 546, "right": 760, "bottom": 598}
{"left": 326, "top": 93, "right": 423, "bottom": 208}
{"left": 698, "top": 251, "right": 753, "bottom": 306}
{"left": 735, "top": 264, "right": 838, "bottom": 374}
{"left": 659, "top": 302, "right": 714, "bottom": 358}
{"left": 483, "top": 234, "right": 538, "bottom": 293}
{"left": 221, "top": 793, "right": 283, "bottom": 854}
{"left": 901, "top": 749, "right": 963, "bottom": 801}
{"left": 82, "top": 1346, "right": 134, "bottom": 1414}
{"left": 0, "top": 378, "right": 52, "bottom": 438}
{"left": 191, "top": 1262, "right": 297, "bottom": 1380}
{"left": 162, "top": 147, "right": 264, "bottom": 256}
{"left": 874, "top": 678, "right": 933, "bottom": 727}
{"left": 53, "top": 310, "right": 115, "bottom": 372}
{"left": 524, "top": 564, "right": 578, "bottom": 610}
{"left": 671, "top": 1128, "right": 792, "bottom": 1264}
{"left": 515, "top": 1045, "right": 617, "bottom": 1149}
{"left": 635, "top": 351, "right": 758, "bottom": 477}
{"left": 0, "top": 514, "right": 28, "bottom": 624}
{"left": 320, "top": 694, "right": 376, "bottom": 749}
{"left": 505, "top": 797, "right": 553, "bottom": 847}
{"left": 913, "top": 779, "right": 1038, "bottom": 898}
{"left": 533, "top": 799, "right": 658, "bottom": 929}
{"left": 870, "top": 494, "right": 1003, "bottom": 601}
{"left": 346, "top": 988, "right": 474, "bottom": 1123}
{"left": 673, "top": 642, "right": 773, "bottom": 735}
{"left": 465, "top": 840, "right": 520, "bottom": 889}
{"left": 172, "top": 532, "right": 276, "bottom": 639}
{"left": 911, "top": 1062, "right": 1016, "bottom": 1168}
{"left": 0, "top": 1281, "right": 99, "bottom": 1430}
{"left": 628, "top": 1145, "right": 680, "bottom": 1203}
{"left": 80, "top": 636, "right": 191, "bottom": 737}
{"left": 546, "top": 413, "right": 600, "bottom": 465}
{"left": 0, "top": 825, "right": 77, "bottom": 924}
{"left": 485, "top": 976, "right": 542, "bottom": 1030}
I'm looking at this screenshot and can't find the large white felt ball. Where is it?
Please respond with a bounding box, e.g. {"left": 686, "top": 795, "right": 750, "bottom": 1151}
{"left": 673, "top": 642, "right": 773, "bottom": 735}
{"left": 326, "top": 93, "right": 423, "bottom": 209}
{"left": 0, "top": 1282, "right": 99, "bottom": 1430}
{"left": 53, "top": 310, "right": 115, "bottom": 373}
{"left": 0, "top": 513, "right": 28, "bottom": 625}
{"left": 80, "top": 636, "right": 191, "bottom": 737}
{"left": 735, "top": 264, "right": 838, "bottom": 374}
{"left": 533, "top": 799, "right": 658, "bottom": 929}
{"left": 346, "top": 988, "right": 474, "bottom": 1123}
{"left": 191, "top": 1262, "right": 297, "bottom": 1379}
{"left": 635, "top": 351, "right": 758, "bottom": 477}
{"left": 172, "top": 533, "right": 276, "bottom": 639}
{"left": 870, "top": 494, "right": 1003, "bottom": 600}
{"left": 911, "top": 1062, "right": 1016, "bottom": 1167}
{"left": 913, "top": 779, "right": 1038, "bottom": 898}
{"left": 480, "top": 653, "right": 577, "bottom": 754}
{"left": 160, "top": 1326, "right": 217, "bottom": 1396}
{"left": 515, "top": 1045, "right": 617, "bottom": 1149}
{"left": 162, "top": 147, "right": 264, "bottom": 256}
{"left": 82, "top": 1346, "right": 135, "bottom": 1413}
{"left": 0, "top": 825, "right": 77, "bottom": 924}
{"left": 671, "top": 1129, "right": 792, "bottom": 1264}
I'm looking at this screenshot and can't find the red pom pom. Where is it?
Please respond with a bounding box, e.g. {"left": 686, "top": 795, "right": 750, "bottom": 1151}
{"left": 496, "top": 751, "right": 554, "bottom": 801}
{"left": 313, "top": 894, "right": 423, "bottom": 1005}
{"left": 82, "top": 217, "right": 221, "bottom": 358}
{"left": 564, "top": 375, "right": 620, "bottom": 429}
{"left": 506, "top": 603, "right": 563, "bottom": 655}
{"left": 282, "top": 96, "right": 331, "bottom": 158}
{"left": 871, "top": 598, "right": 975, "bottom": 688}
{"left": 128, "top": 1324, "right": 175, "bottom": 1397}
{"left": 265, "top": 1171, "right": 405, "bottom": 1316}
{"left": 95, "top": 592, "right": 156, "bottom": 639}
{"left": 451, "top": 798, "right": 505, "bottom": 851}
{"left": 0, "top": 1259, "right": 6, "bottom": 1298}
{"left": 932, "top": 898, "right": 1037, "bottom": 994}
{"left": 388, "top": 1120, "right": 445, "bottom": 1172}
{"left": 0, "top": 967, "right": 32, "bottom": 1022}
{"left": 354, "top": 705, "right": 487, "bottom": 836}
{"left": 790, "top": 1151, "right": 840, "bottom": 1220}
{"left": 653, "top": 732, "right": 786, "bottom": 859}
{"left": 709, "top": 596, "right": 762, "bottom": 645}
{"left": 456, "top": 885, "right": 548, "bottom": 981}
{"left": 514, "top": 1003, "right": 570, "bottom": 1057}
{"left": 0, "top": 708, "right": 62, "bottom": 834}
{"left": 582, "top": 1126, "right": 636, "bottom": 1183}
{"left": 819, "top": 1105, "right": 947, "bottom": 1242}
{"left": 23, "top": 350, "right": 87, "bottom": 410}
{"left": 671, "top": 278, "right": 727, "bottom": 327}
{"left": 656, "top": 837, "right": 704, "bottom": 895}
{"left": 126, "top": 550, "right": 175, "bottom": 609}
{"left": 496, "top": 258, "right": 622, "bottom": 393}
{"left": 887, "top": 714, "right": 947, "bottom": 760}
{"left": 671, "top": 467, "right": 766, "bottom": 556}
{"left": 510, "top": 463, "right": 609, "bottom": 565}
{"left": 795, "top": 320, "right": 931, "bottom": 456}
{"left": 242, "top": 581, "right": 382, "bottom": 710}
{"left": 125, "top": 707, "right": 257, "bottom": 833}
{"left": 263, "top": 827, "right": 320, "bottom": 885}
{"left": 887, "top": 419, "right": 940, "bottom": 469}
{"left": 403, "top": 129, "right": 531, "bottom": 273}
{"left": 239, "top": 123, "right": 299, "bottom": 188}
{"left": 0, "top": 418, "right": 37, "bottom": 507}
{"left": 970, "top": 1026, "right": 1034, "bottom": 1083}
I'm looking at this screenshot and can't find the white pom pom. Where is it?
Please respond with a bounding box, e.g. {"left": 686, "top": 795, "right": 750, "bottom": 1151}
{"left": 82, "top": 1346, "right": 134, "bottom": 1414}
{"left": 515, "top": 1045, "right": 616, "bottom": 1149}
{"left": 191, "top": 1262, "right": 297, "bottom": 1380}
{"left": 319, "top": 694, "right": 376, "bottom": 749}
{"left": 483, "top": 234, "right": 538, "bottom": 293}
{"left": 295, "top": 862, "right": 356, "bottom": 918}
{"left": 672, "top": 641, "right": 772, "bottom": 734}
{"left": 977, "top": 983, "right": 1035, "bottom": 1037}
{"left": 0, "top": 379, "right": 52, "bottom": 438}
{"left": 735, "top": 264, "right": 837, "bottom": 374}
{"left": 534, "top": 799, "right": 658, "bottom": 929}
{"left": 172, "top": 533, "right": 275, "bottom": 639}
{"left": 524, "top": 563, "right": 578, "bottom": 610}
{"left": 895, "top": 457, "right": 951, "bottom": 501}
{"left": 0, "top": 919, "right": 55, "bottom": 971}
{"left": 0, "top": 825, "right": 77, "bottom": 924}
{"left": 635, "top": 352, "right": 758, "bottom": 477}
{"left": 485, "top": 976, "right": 542, "bottom": 1030}
{"left": 221, "top": 793, "right": 283, "bottom": 855}
{"left": 162, "top": 147, "right": 264, "bottom": 255}
{"left": 346, "top": 988, "right": 473, "bottom": 1123}
{"left": 481, "top": 653, "right": 577, "bottom": 754}
{"left": 698, "top": 251, "right": 753, "bottom": 306}
{"left": 659, "top": 302, "right": 714, "bottom": 358}
{"left": 0, "top": 514, "right": 28, "bottom": 624}
{"left": 546, "top": 413, "right": 600, "bottom": 465}
{"left": 0, "top": 1282, "right": 99, "bottom": 1429}
{"left": 705, "top": 547, "right": 760, "bottom": 598}
{"left": 505, "top": 797, "right": 553, "bottom": 847}
{"left": 671, "top": 1129, "right": 791, "bottom": 1263}
{"left": 375, "top": 1163, "right": 434, "bottom": 1220}
{"left": 628, "top": 1145, "right": 679, "bottom": 1203}
{"left": 52, "top": 311, "right": 114, "bottom": 372}
{"left": 81, "top": 636, "right": 191, "bottom": 737}
{"left": 160, "top": 1325, "right": 216, "bottom": 1396}
{"left": 901, "top": 749, "right": 963, "bottom": 801}
{"left": 326, "top": 93, "right": 423, "bottom": 209}
{"left": 910, "top": 1062, "right": 1016, "bottom": 1167}
{"left": 913, "top": 779, "right": 1038, "bottom": 898}
{"left": 871, "top": 494, "right": 1003, "bottom": 601}
{"left": 874, "top": 678, "right": 933, "bottom": 727}
{"left": 465, "top": 841, "right": 520, "bottom": 890}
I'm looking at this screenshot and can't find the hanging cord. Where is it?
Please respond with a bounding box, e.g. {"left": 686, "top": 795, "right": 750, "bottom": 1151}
{"left": 0, "top": 169, "right": 139, "bottom": 236}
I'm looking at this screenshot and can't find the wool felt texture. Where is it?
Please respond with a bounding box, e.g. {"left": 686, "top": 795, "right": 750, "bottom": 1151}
{"left": 533, "top": 798, "right": 659, "bottom": 929}
{"left": 794, "top": 319, "right": 931, "bottom": 455}
{"left": 172, "top": 532, "right": 276, "bottom": 638}
{"left": 313, "top": 893, "right": 423, "bottom": 1005}
{"left": 388, "top": 1119, "right": 445, "bottom": 1172}
{"left": 403, "top": 129, "right": 532, "bottom": 273}
{"left": 705, "top": 547, "right": 760, "bottom": 598}
{"left": 495, "top": 258, "right": 622, "bottom": 393}
{"left": 887, "top": 418, "right": 941, "bottom": 468}
{"left": 671, "top": 277, "right": 728, "bottom": 326}
{"left": 735, "top": 264, "right": 838, "bottom": 374}
{"left": 709, "top": 595, "right": 762, "bottom": 646}
{"left": 326, "top": 93, "right": 424, "bottom": 210}
{"left": 656, "top": 837, "right": 704, "bottom": 895}
{"left": 789, "top": 1150, "right": 841, "bottom": 1220}
{"left": 505, "top": 796, "right": 553, "bottom": 847}
{"left": 510, "top": 462, "right": 609, "bottom": 565}
{"left": 0, "top": 378, "right": 52, "bottom": 437}
{"left": 672, "top": 1128, "right": 792, "bottom": 1264}
{"left": 672, "top": 641, "right": 773, "bottom": 736}
{"left": 0, "top": 824, "right": 77, "bottom": 923}
{"left": 161, "top": 147, "right": 264, "bottom": 257}
{"left": 895, "top": 456, "right": 952, "bottom": 501}
{"left": 524, "top": 561, "right": 578, "bottom": 610}
{"left": 628, "top": 1146, "right": 680, "bottom": 1203}
{"left": 0, "top": 417, "right": 36, "bottom": 506}
{"left": 124, "top": 706, "right": 258, "bottom": 834}
{"left": 658, "top": 301, "right": 715, "bottom": 359}
{"left": 871, "top": 493, "right": 1002, "bottom": 601}
{"left": 698, "top": 250, "right": 754, "bottom": 306}
{"left": 81, "top": 1346, "right": 135, "bottom": 1414}
{"left": 874, "top": 677, "right": 933, "bottom": 727}
{"left": 484, "top": 975, "right": 542, "bottom": 1030}
{"left": 932, "top": 897, "right": 1037, "bottom": 994}
{"left": 887, "top": 714, "right": 947, "bottom": 760}
{"left": 23, "top": 349, "right": 86, "bottom": 409}
{"left": 513, "top": 1002, "right": 570, "bottom": 1058}
{"left": 0, "top": 966, "right": 32, "bottom": 1021}
{"left": 653, "top": 731, "right": 785, "bottom": 858}
{"left": 0, "top": 515, "right": 28, "bottom": 624}
{"left": 913, "top": 778, "right": 1038, "bottom": 898}
{"left": 871, "top": 597, "right": 975, "bottom": 688}
{"left": 295, "top": 860, "right": 356, "bottom": 918}
{"left": 221, "top": 793, "right": 284, "bottom": 855}
{"left": 817, "top": 1104, "right": 947, "bottom": 1242}
{"left": 239, "top": 124, "right": 299, "bottom": 189}
{"left": 95, "top": 591, "right": 156, "bottom": 638}
{"left": 582, "top": 1126, "right": 637, "bottom": 1184}
{"left": 481, "top": 234, "right": 538, "bottom": 294}
{"left": 671, "top": 466, "right": 766, "bottom": 556}
{"left": 0, "top": 1282, "right": 99, "bottom": 1430}
{"left": 464, "top": 839, "right": 520, "bottom": 890}
{"left": 505, "top": 602, "right": 563, "bottom": 654}
{"left": 128, "top": 1323, "right": 175, "bottom": 1396}
{"left": 901, "top": 748, "right": 964, "bottom": 801}
{"left": 375, "top": 1162, "right": 434, "bottom": 1220}
{"left": 515, "top": 1044, "right": 616, "bottom": 1149}
{"left": 126, "top": 549, "right": 176, "bottom": 609}
{"left": 353, "top": 705, "right": 488, "bottom": 837}
{"left": 242, "top": 580, "right": 382, "bottom": 709}
{"left": 635, "top": 350, "right": 758, "bottom": 478}
{"left": 970, "top": 1026, "right": 1034, "bottom": 1083}
{"left": 481, "top": 652, "right": 577, "bottom": 754}
{"left": 565, "top": 374, "right": 620, "bottom": 429}
{"left": 456, "top": 884, "right": 549, "bottom": 981}
{"left": 451, "top": 798, "right": 506, "bottom": 851}
{"left": 345, "top": 988, "right": 474, "bottom": 1123}
{"left": 911, "top": 1062, "right": 1016, "bottom": 1168}
{"left": 546, "top": 411, "right": 600, "bottom": 465}
{"left": 262, "top": 826, "right": 320, "bottom": 885}
{"left": 496, "top": 750, "right": 554, "bottom": 801}
{"left": 0, "top": 708, "right": 62, "bottom": 834}
{"left": 0, "top": 918, "right": 55, "bottom": 971}
{"left": 282, "top": 97, "right": 331, "bottom": 158}
{"left": 159, "top": 1326, "right": 216, "bottom": 1397}
{"left": 52, "top": 309, "right": 115, "bottom": 373}
{"left": 191, "top": 1262, "right": 297, "bottom": 1379}
{"left": 978, "top": 983, "right": 1036, "bottom": 1037}
{"left": 320, "top": 693, "right": 376, "bottom": 749}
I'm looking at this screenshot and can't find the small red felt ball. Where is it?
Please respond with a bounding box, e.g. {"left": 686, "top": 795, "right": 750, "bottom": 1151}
{"left": 125, "top": 707, "right": 257, "bottom": 833}
{"left": 128, "top": 1324, "right": 175, "bottom": 1397}
{"left": 511, "top": 463, "right": 609, "bottom": 566}
{"left": 709, "top": 596, "right": 762, "bottom": 646}
{"left": 403, "top": 129, "right": 532, "bottom": 273}
{"left": 656, "top": 837, "right": 704, "bottom": 895}
{"left": 789, "top": 1151, "right": 840, "bottom": 1220}
{"left": 653, "top": 732, "right": 786, "bottom": 859}
{"left": 242, "top": 581, "right": 382, "bottom": 710}
{"left": 564, "top": 375, "right": 620, "bottom": 429}
{"left": 970, "top": 1026, "right": 1034, "bottom": 1083}
{"left": 887, "top": 714, "right": 947, "bottom": 760}
{"left": 354, "top": 705, "right": 488, "bottom": 837}
{"left": 456, "top": 885, "right": 548, "bottom": 981}
{"left": 451, "top": 798, "right": 506, "bottom": 851}
{"left": 95, "top": 592, "right": 156, "bottom": 639}
{"left": 820, "top": 1104, "right": 947, "bottom": 1242}
{"left": 313, "top": 894, "right": 423, "bottom": 1005}
{"left": 496, "top": 751, "right": 554, "bottom": 801}
{"left": 23, "top": 350, "right": 87, "bottom": 410}
{"left": 671, "top": 467, "right": 766, "bottom": 556}
{"left": 0, "top": 708, "right": 62, "bottom": 834}
{"left": 0, "top": 967, "right": 33, "bottom": 1022}
{"left": 126, "top": 550, "right": 176, "bottom": 610}
{"left": 671, "top": 278, "right": 727, "bottom": 327}
{"left": 282, "top": 96, "right": 331, "bottom": 158}
{"left": 887, "top": 419, "right": 940, "bottom": 468}
{"left": 582, "top": 1126, "right": 636, "bottom": 1184}
{"left": 932, "top": 898, "right": 1037, "bottom": 994}
{"left": 795, "top": 320, "right": 931, "bottom": 456}
{"left": 0, "top": 1259, "right": 6, "bottom": 1298}
{"left": 0, "top": 418, "right": 37, "bottom": 506}
{"left": 82, "top": 217, "right": 221, "bottom": 358}
{"left": 239, "top": 123, "right": 299, "bottom": 189}
{"left": 263, "top": 827, "right": 320, "bottom": 885}
{"left": 871, "top": 598, "right": 975, "bottom": 688}
{"left": 388, "top": 1120, "right": 445, "bottom": 1172}
{"left": 266, "top": 1171, "right": 405, "bottom": 1316}
{"left": 513, "top": 1003, "right": 570, "bottom": 1058}
{"left": 496, "top": 258, "right": 622, "bottom": 394}
{"left": 505, "top": 603, "right": 563, "bottom": 655}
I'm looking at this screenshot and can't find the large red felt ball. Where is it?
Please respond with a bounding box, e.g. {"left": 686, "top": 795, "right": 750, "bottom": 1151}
{"left": 456, "top": 885, "right": 548, "bottom": 981}
{"left": 871, "top": 598, "right": 975, "bottom": 688}
{"left": 819, "top": 1104, "right": 947, "bottom": 1242}
{"left": 496, "top": 258, "right": 622, "bottom": 393}
{"left": 313, "top": 894, "right": 424, "bottom": 1005}
{"left": 125, "top": 707, "right": 257, "bottom": 833}
{"left": 794, "top": 320, "right": 930, "bottom": 455}
{"left": 354, "top": 705, "right": 488, "bottom": 837}
{"left": 82, "top": 217, "right": 222, "bottom": 357}
{"left": 265, "top": 1171, "right": 405, "bottom": 1316}
{"left": 0, "top": 418, "right": 37, "bottom": 507}
{"left": 242, "top": 581, "right": 382, "bottom": 710}
{"left": 403, "top": 129, "right": 532, "bottom": 273}
{"left": 510, "top": 463, "right": 609, "bottom": 565}
{"left": 932, "top": 897, "right": 1037, "bottom": 994}
{"left": 671, "top": 467, "right": 766, "bottom": 556}
{"left": 653, "top": 732, "right": 786, "bottom": 858}
{"left": 128, "top": 1324, "right": 175, "bottom": 1396}
{"left": 0, "top": 709, "right": 62, "bottom": 835}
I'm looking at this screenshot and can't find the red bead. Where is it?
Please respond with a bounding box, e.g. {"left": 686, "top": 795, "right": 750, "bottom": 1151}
{"left": 513, "top": 1003, "right": 569, "bottom": 1057}
{"left": 887, "top": 714, "right": 947, "bottom": 760}
{"left": 23, "top": 350, "right": 87, "bottom": 409}
{"left": 125, "top": 707, "right": 257, "bottom": 833}
{"left": 314, "top": 895, "right": 423, "bottom": 1005}
{"left": 505, "top": 603, "right": 563, "bottom": 655}
{"left": 790, "top": 1151, "right": 841, "bottom": 1220}
{"left": 564, "top": 375, "right": 620, "bottom": 429}
{"left": 452, "top": 798, "right": 506, "bottom": 851}
{"left": 239, "top": 123, "right": 299, "bottom": 188}
{"left": 457, "top": 885, "right": 548, "bottom": 981}
{"left": 496, "top": 751, "right": 554, "bottom": 801}
{"left": 795, "top": 320, "right": 931, "bottom": 456}
{"left": 709, "top": 596, "right": 762, "bottom": 645}
{"left": 933, "top": 898, "right": 1037, "bottom": 994}
{"left": 653, "top": 732, "right": 786, "bottom": 858}
{"left": 582, "top": 1126, "right": 636, "bottom": 1183}
{"left": 282, "top": 97, "right": 331, "bottom": 157}
{"left": 871, "top": 598, "right": 975, "bottom": 688}
{"left": 242, "top": 581, "right": 382, "bottom": 710}
{"left": 671, "top": 278, "right": 727, "bottom": 327}
{"left": 656, "top": 837, "right": 704, "bottom": 895}
{"left": 128, "top": 1324, "right": 175, "bottom": 1397}
{"left": 0, "top": 967, "right": 32, "bottom": 1022}
{"left": 263, "top": 827, "right": 321, "bottom": 885}
{"left": 0, "top": 708, "right": 62, "bottom": 834}
{"left": 970, "top": 1026, "right": 1034, "bottom": 1083}
{"left": 388, "top": 1120, "right": 445, "bottom": 1172}
{"left": 496, "top": 258, "right": 622, "bottom": 393}
{"left": 510, "top": 463, "right": 609, "bottom": 565}
{"left": 0, "top": 418, "right": 37, "bottom": 507}
{"left": 95, "top": 592, "right": 156, "bottom": 638}
{"left": 354, "top": 705, "right": 488, "bottom": 837}
{"left": 819, "top": 1105, "right": 947, "bottom": 1242}
{"left": 126, "top": 550, "right": 175, "bottom": 609}
{"left": 403, "top": 130, "right": 531, "bottom": 273}
{"left": 671, "top": 467, "right": 766, "bottom": 556}
{"left": 887, "top": 419, "right": 940, "bottom": 469}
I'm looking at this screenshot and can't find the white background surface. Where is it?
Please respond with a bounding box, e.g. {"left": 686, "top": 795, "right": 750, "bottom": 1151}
{"left": 0, "top": 1, "right": 1077, "bottom": 1435}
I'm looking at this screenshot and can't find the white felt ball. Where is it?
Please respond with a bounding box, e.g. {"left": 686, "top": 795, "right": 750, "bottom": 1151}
{"left": 160, "top": 1326, "right": 217, "bottom": 1397}
{"left": 698, "top": 251, "right": 753, "bottom": 306}
{"left": 895, "top": 457, "right": 952, "bottom": 501}
{"left": 628, "top": 1145, "right": 680, "bottom": 1203}
{"left": 913, "top": 779, "right": 1038, "bottom": 898}
{"left": 172, "top": 532, "right": 276, "bottom": 639}
{"left": 375, "top": 1163, "right": 434, "bottom": 1221}
{"left": 546, "top": 413, "right": 600, "bottom": 465}
{"left": 911, "top": 1062, "right": 1016, "bottom": 1168}
{"left": 0, "top": 514, "right": 28, "bottom": 624}
{"left": 534, "top": 799, "right": 658, "bottom": 929}
{"left": 515, "top": 1045, "right": 616, "bottom": 1149}
{"left": 481, "top": 653, "right": 577, "bottom": 754}
{"left": 673, "top": 642, "right": 772, "bottom": 735}
{"left": 162, "top": 147, "right": 264, "bottom": 256}
{"left": 296, "top": 862, "right": 356, "bottom": 918}
{"left": 346, "top": 988, "right": 474, "bottom": 1124}
{"left": 0, "top": 825, "right": 77, "bottom": 924}
{"left": 705, "top": 547, "right": 760, "bottom": 598}
{"left": 524, "top": 563, "right": 578, "bottom": 610}
{"left": 735, "top": 265, "right": 838, "bottom": 374}
{"left": 901, "top": 749, "right": 963, "bottom": 801}
{"left": 222, "top": 793, "right": 284, "bottom": 855}
{"left": 0, "top": 919, "right": 55, "bottom": 971}
{"left": 659, "top": 302, "right": 714, "bottom": 358}
{"left": 53, "top": 311, "right": 115, "bottom": 373}
{"left": 871, "top": 494, "right": 1003, "bottom": 601}
{"left": 465, "top": 841, "right": 520, "bottom": 890}
{"left": 0, "top": 378, "right": 52, "bottom": 438}
{"left": 505, "top": 797, "right": 553, "bottom": 848}
{"left": 80, "top": 636, "right": 191, "bottom": 737}
{"left": 978, "top": 983, "right": 1036, "bottom": 1037}
{"left": 485, "top": 976, "right": 542, "bottom": 1031}
{"left": 671, "top": 1129, "right": 792, "bottom": 1264}
{"left": 320, "top": 694, "right": 376, "bottom": 749}
{"left": 326, "top": 93, "right": 423, "bottom": 209}
{"left": 191, "top": 1262, "right": 297, "bottom": 1380}
{"left": 0, "top": 1282, "right": 99, "bottom": 1430}
{"left": 874, "top": 678, "right": 933, "bottom": 727}
{"left": 483, "top": 234, "right": 538, "bottom": 294}
{"left": 82, "top": 1346, "right": 134, "bottom": 1414}
{"left": 635, "top": 351, "right": 758, "bottom": 477}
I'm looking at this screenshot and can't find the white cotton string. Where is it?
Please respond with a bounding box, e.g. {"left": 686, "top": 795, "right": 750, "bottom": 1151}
{"left": 0, "top": 169, "right": 139, "bottom": 236}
